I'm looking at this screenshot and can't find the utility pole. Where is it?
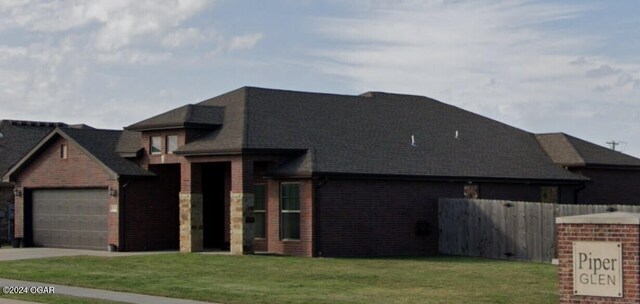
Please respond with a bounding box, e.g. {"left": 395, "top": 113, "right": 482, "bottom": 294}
{"left": 606, "top": 141, "right": 622, "bottom": 151}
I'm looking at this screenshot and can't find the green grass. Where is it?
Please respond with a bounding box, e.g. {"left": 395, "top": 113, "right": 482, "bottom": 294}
{"left": 0, "top": 254, "right": 557, "bottom": 304}
{"left": 0, "top": 293, "right": 127, "bottom": 304}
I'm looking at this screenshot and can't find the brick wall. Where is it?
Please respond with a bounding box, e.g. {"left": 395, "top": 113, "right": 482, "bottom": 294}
{"left": 263, "top": 179, "right": 314, "bottom": 256}
{"left": 557, "top": 223, "right": 640, "bottom": 303}
{"left": 11, "top": 136, "right": 120, "bottom": 246}
{"left": 122, "top": 164, "right": 180, "bottom": 251}
{"left": 0, "top": 186, "right": 12, "bottom": 242}
{"left": 316, "top": 179, "right": 573, "bottom": 257}
{"left": 572, "top": 168, "right": 640, "bottom": 204}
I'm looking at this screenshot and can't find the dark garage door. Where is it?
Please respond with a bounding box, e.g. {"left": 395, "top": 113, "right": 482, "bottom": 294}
{"left": 32, "top": 189, "right": 108, "bottom": 250}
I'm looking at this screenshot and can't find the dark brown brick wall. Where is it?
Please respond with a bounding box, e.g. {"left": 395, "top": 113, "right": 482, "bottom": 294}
{"left": 315, "top": 179, "right": 575, "bottom": 257}
{"left": 572, "top": 168, "right": 640, "bottom": 204}
{"left": 122, "top": 164, "right": 180, "bottom": 251}
{"left": 0, "top": 186, "right": 12, "bottom": 242}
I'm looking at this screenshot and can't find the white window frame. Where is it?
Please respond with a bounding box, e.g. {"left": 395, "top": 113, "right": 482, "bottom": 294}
{"left": 280, "top": 182, "right": 301, "bottom": 240}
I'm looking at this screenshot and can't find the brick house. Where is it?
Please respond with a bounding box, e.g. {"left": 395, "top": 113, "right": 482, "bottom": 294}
{"left": 537, "top": 133, "right": 640, "bottom": 204}
{"left": 0, "top": 120, "right": 68, "bottom": 244}
{"left": 3, "top": 87, "right": 640, "bottom": 256}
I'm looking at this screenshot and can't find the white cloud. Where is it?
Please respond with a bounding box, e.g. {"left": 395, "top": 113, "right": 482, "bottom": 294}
{"left": 162, "top": 28, "right": 209, "bottom": 48}
{"left": 227, "top": 33, "right": 264, "bottom": 52}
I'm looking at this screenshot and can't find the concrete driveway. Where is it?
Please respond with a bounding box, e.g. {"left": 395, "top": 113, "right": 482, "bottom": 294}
{"left": 0, "top": 247, "right": 176, "bottom": 261}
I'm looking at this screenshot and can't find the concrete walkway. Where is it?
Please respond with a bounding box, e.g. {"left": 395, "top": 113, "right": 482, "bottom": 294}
{"left": 0, "top": 278, "right": 216, "bottom": 304}
{"left": 0, "top": 248, "right": 176, "bottom": 261}
{"left": 0, "top": 299, "right": 40, "bottom": 304}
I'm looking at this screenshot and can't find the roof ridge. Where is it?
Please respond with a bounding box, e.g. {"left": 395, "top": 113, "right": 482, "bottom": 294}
{"left": 559, "top": 133, "right": 586, "bottom": 165}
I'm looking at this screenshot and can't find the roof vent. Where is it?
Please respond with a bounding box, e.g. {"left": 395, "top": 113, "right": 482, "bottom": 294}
{"left": 411, "top": 135, "right": 417, "bottom": 147}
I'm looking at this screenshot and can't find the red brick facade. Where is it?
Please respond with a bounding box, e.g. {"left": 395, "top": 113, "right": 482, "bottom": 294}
{"left": 557, "top": 223, "right": 640, "bottom": 303}
{"left": 11, "top": 136, "right": 120, "bottom": 247}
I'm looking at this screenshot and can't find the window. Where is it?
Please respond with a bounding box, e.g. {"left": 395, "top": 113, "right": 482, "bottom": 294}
{"left": 254, "top": 184, "right": 266, "bottom": 238}
{"left": 280, "top": 183, "right": 300, "bottom": 240}
{"left": 60, "top": 144, "right": 68, "bottom": 159}
{"left": 464, "top": 184, "right": 479, "bottom": 199}
{"left": 150, "top": 136, "right": 161, "bottom": 155}
{"left": 166, "top": 135, "right": 178, "bottom": 154}
{"left": 541, "top": 186, "right": 559, "bottom": 203}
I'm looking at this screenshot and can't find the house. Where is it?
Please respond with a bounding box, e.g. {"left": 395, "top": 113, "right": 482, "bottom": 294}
{"left": 536, "top": 133, "right": 640, "bottom": 204}
{"left": 0, "top": 120, "right": 68, "bottom": 244}
{"left": 3, "top": 87, "right": 639, "bottom": 257}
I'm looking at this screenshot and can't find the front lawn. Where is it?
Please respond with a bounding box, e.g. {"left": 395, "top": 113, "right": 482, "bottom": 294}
{"left": 0, "top": 254, "right": 557, "bottom": 304}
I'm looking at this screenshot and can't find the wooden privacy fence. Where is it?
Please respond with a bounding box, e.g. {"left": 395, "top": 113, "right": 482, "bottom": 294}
{"left": 438, "top": 198, "right": 640, "bottom": 263}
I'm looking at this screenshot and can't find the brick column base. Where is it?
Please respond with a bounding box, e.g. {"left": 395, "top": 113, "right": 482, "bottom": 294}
{"left": 179, "top": 192, "right": 203, "bottom": 253}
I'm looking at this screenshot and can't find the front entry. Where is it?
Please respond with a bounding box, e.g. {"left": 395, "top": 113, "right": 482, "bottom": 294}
{"left": 201, "top": 163, "right": 230, "bottom": 250}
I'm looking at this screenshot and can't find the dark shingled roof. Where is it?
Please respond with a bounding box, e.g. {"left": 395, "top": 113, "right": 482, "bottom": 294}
{"left": 126, "top": 104, "right": 225, "bottom": 131}
{"left": 162, "top": 86, "right": 584, "bottom": 181}
{"left": 115, "top": 130, "right": 143, "bottom": 157}
{"left": 58, "top": 128, "right": 153, "bottom": 177}
{"left": 536, "top": 133, "right": 640, "bottom": 167}
{"left": 0, "top": 120, "right": 66, "bottom": 177}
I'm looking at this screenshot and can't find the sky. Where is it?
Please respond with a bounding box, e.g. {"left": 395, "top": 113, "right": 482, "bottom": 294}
{"left": 0, "top": 0, "right": 639, "bottom": 156}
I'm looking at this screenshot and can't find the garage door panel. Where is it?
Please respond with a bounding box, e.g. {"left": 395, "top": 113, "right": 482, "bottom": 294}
{"left": 32, "top": 189, "right": 108, "bottom": 250}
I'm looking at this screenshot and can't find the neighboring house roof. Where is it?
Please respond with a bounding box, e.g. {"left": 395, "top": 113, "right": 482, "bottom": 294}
{"left": 135, "top": 86, "right": 585, "bottom": 182}
{"left": 126, "top": 104, "right": 225, "bottom": 131}
{"left": 0, "top": 120, "right": 67, "bottom": 178}
{"left": 536, "top": 133, "right": 640, "bottom": 168}
{"left": 3, "top": 127, "right": 153, "bottom": 182}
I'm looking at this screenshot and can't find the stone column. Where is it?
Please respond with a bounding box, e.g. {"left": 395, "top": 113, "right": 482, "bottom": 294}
{"left": 229, "top": 157, "right": 254, "bottom": 255}
{"left": 556, "top": 212, "right": 640, "bottom": 303}
{"left": 179, "top": 162, "right": 203, "bottom": 253}
{"left": 179, "top": 192, "right": 203, "bottom": 252}
{"left": 230, "top": 192, "right": 255, "bottom": 255}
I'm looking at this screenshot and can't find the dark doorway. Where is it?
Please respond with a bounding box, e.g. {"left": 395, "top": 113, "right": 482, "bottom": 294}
{"left": 202, "top": 163, "right": 230, "bottom": 250}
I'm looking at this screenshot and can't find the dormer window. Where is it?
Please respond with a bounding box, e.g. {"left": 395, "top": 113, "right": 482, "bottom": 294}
{"left": 150, "top": 136, "right": 162, "bottom": 155}
{"left": 60, "top": 144, "right": 68, "bottom": 159}
{"left": 166, "top": 135, "right": 178, "bottom": 154}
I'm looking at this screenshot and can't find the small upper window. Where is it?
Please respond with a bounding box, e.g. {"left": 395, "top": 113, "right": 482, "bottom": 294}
{"left": 60, "top": 144, "right": 68, "bottom": 159}
{"left": 463, "top": 184, "right": 479, "bottom": 199}
{"left": 150, "top": 136, "right": 162, "bottom": 155}
{"left": 166, "top": 135, "right": 178, "bottom": 154}
{"left": 541, "top": 186, "right": 559, "bottom": 203}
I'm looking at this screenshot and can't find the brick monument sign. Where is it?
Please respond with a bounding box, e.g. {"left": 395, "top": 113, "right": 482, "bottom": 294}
{"left": 557, "top": 212, "right": 640, "bottom": 303}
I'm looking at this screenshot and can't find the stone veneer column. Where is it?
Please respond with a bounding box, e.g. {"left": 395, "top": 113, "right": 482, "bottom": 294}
{"left": 179, "top": 192, "right": 203, "bottom": 253}
{"left": 230, "top": 192, "right": 254, "bottom": 255}
{"left": 556, "top": 212, "right": 640, "bottom": 304}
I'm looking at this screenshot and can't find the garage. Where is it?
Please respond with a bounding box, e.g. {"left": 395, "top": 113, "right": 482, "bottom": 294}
{"left": 30, "top": 189, "right": 108, "bottom": 250}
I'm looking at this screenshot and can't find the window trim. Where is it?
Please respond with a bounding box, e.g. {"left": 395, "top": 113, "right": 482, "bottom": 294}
{"left": 253, "top": 183, "right": 266, "bottom": 239}
{"left": 166, "top": 135, "right": 178, "bottom": 154}
{"left": 280, "top": 182, "right": 301, "bottom": 241}
{"left": 150, "top": 136, "right": 162, "bottom": 155}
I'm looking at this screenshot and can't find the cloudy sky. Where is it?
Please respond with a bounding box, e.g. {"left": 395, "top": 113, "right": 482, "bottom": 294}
{"left": 1, "top": 0, "right": 639, "bottom": 156}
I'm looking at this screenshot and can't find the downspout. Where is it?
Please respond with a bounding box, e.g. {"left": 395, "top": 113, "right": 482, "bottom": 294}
{"left": 573, "top": 182, "right": 586, "bottom": 204}
{"left": 313, "top": 175, "right": 329, "bottom": 257}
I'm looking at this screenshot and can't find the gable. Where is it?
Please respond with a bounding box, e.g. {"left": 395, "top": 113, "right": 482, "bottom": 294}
{"left": 13, "top": 135, "right": 114, "bottom": 188}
